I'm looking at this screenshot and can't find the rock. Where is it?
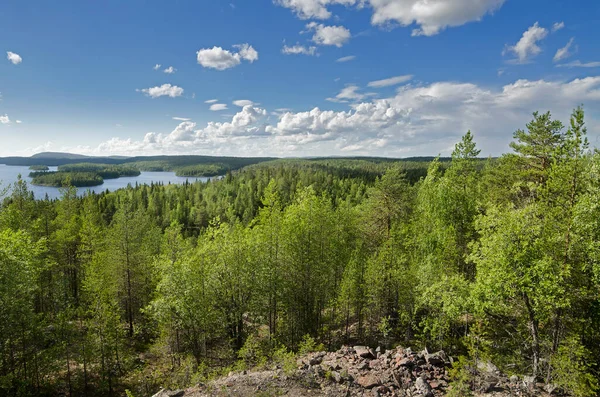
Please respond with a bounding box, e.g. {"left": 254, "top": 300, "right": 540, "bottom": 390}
{"left": 544, "top": 383, "right": 558, "bottom": 394}
{"left": 152, "top": 390, "right": 185, "bottom": 397}
{"left": 357, "top": 374, "right": 381, "bottom": 389}
{"left": 354, "top": 345, "right": 375, "bottom": 359}
{"left": 397, "top": 357, "right": 414, "bottom": 367}
{"left": 309, "top": 356, "right": 323, "bottom": 366}
{"left": 523, "top": 375, "right": 537, "bottom": 391}
{"left": 415, "top": 377, "right": 433, "bottom": 397}
{"left": 429, "top": 380, "right": 447, "bottom": 390}
{"left": 509, "top": 375, "right": 519, "bottom": 383}
{"left": 425, "top": 351, "right": 448, "bottom": 366}
{"left": 477, "top": 360, "right": 500, "bottom": 375}
{"left": 332, "top": 371, "right": 344, "bottom": 384}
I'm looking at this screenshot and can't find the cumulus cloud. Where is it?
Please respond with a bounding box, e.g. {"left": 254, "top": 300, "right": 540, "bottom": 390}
{"left": 15, "top": 120, "right": 22, "bottom": 124}
{"left": 368, "top": 75, "right": 413, "bottom": 88}
{"left": 306, "top": 22, "right": 351, "bottom": 47}
{"left": 138, "top": 84, "right": 184, "bottom": 98}
{"left": 210, "top": 103, "right": 228, "bottom": 111}
{"left": 276, "top": 0, "right": 506, "bottom": 36}
{"left": 173, "top": 117, "right": 191, "bottom": 121}
{"left": 0, "top": 115, "right": 10, "bottom": 124}
{"left": 369, "top": 0, "right": 506, "bottom": 36}
{"left": 282, "top": 44, "right": 318, "bottom": 56}
{"left": 69, "top": 76, "right": 600, "bottom": 158}
{"left": 552, "top": 21, "right": 565, "bottom": 32}
{"left": 153, "top": 64, "right": 162, "bottom": 70}
{"left": 205, "top": 99, "right": 219, "bottom": 103}
{"left": 336, "top": 55, "right": 356, "bottom": 62}
{"left": 554, "top": 38, "right": 575, "bottom": 62}
{"left": 164, "top": 66, "right": 177, "bottom": 74}
{"left": 7, "top": 51, "right": 22, "bottom": 65}
{"left": 233, "top": 100, "right": 255, "bottom": 107}
{"left": 274, "top": 0, "right": 358, "bottom": 20}
{"left": 556, "top": 60, "right": 600, "bottom": 68}
{"left": 503, "top": 22, "right": 548, "bottom": 64}
{"left": 196, "top": 44, "right": 258, "bottom": 70}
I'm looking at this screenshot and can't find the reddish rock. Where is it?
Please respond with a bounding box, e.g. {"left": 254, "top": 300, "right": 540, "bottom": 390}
{"left": 357, "top": 374, "right": 381, "bottom": 389}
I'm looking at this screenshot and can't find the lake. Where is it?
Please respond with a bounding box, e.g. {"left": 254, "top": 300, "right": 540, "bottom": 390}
{"left": 0, "top": 164, "right": 212, "bottom": 200}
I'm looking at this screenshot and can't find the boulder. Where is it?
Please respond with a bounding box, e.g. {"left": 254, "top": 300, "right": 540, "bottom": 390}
{"left": 415, "top": 376, "right": 434, "bottom": 397}
{"left": 354, "top": 345, "right": 375, "bottom": 359}
{"left": 357, "top": 373, "right": 381, "bottom": 389}
{"left": 425, "top": 351, "right": 448, "bottom": 366}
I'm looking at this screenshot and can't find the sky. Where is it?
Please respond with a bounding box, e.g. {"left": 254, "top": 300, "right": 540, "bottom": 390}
{"left": 1, "top": 0, "right": 599, "bottom": 158}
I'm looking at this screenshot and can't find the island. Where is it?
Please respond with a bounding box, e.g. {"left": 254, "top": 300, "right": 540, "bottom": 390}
{"left": 28, "top": 165, "right": 49, "bottom": 171}
{"left": 29, "top": 164, "right": 141, "bottom": 187}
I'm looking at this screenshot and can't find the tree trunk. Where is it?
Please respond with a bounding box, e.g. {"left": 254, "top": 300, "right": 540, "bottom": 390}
{"left": 522, "top": 291, "right": 540, "bottom": 378}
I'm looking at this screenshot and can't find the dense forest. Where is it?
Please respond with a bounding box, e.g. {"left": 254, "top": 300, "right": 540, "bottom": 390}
{"left": 0, "top": 108, "right": 598, "bottom": 396}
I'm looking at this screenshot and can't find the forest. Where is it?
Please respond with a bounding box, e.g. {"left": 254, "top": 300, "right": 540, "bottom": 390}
{"left": 0, "top": 108, "right": 598, "bottom": 396}
{"left": 27, "top": 164, "right": 143, "bottom": 187}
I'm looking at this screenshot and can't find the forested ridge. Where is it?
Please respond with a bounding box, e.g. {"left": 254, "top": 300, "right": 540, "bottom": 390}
{"left": 0, "top": 108, "right": 599, "bottom": 396}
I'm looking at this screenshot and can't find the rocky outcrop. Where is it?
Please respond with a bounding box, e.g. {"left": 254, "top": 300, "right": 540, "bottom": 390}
{"left": 154, "top": 345, "right": 557, "bottom": 396}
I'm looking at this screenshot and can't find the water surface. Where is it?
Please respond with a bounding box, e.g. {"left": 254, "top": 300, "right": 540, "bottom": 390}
{"left": 0, "top": 164, "right": 211, "bottom": 200}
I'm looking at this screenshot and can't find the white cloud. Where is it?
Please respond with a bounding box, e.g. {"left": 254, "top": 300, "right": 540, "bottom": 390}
{"left": 274, "top": 0, "right": 358, "bottom": 20}
{"left": 233, "top": 100, "right": 255, "bottom": 107}
{"left": 153, "top": 64, "right": 162, "bottom": 70}
{"left": 168, "top": 121, "right": 197, "bottom": 142}
{"left": 234, "top": 43, "right": 259, "bottom": 62}
{"left": 210, "top": 103, "right": 228, "bottom": 111}
{"left": 164, "top": 66, "right": 177, "bottom": 74}
{"left": 196, "top": 44, "right": 258, "bottom": 70}
{"left": 553, "top": 38, "right": 575, "bottom": 62}
{"left": 276, "top": 0, "right": 506, "bottom": 36}
{"left": 552, "top": 21, "right": 565, "bottom": 32}
{"left": 557, "top": 60, "right": 600, "bottom": 68}
{"left": 503, "top": 22, "right": 548, "bottom": 64}
{"left": 0, "top": 115, "right": 10, "bottom": 124}
{"left": 368, "top": 75, "right": 413, "bottom": 88}
{"left": 326, "top": 85, "right": 368, "bottom": 102}
{"left": 173, "top": 117, "right": 191, "bottom": 121}
{"left": 369, "top": 0, "right": 505, "bottom": 36}
{"left": 15, "top": 120, "right": 22, "bottom": 124}
{"left": 205, "top": 99, "right": 219, "bottom": 103}
{"left": 282, "top": 44, "right": 318, "bottom": 56}
{"left": 68, "top": 76, "right": 600, "bottom": 158}
{"left": 7, "top": 51, "right": 22, "bottom": 65}
{"left": 138, "top": 84, "right": 184, "bottom": 98}
{"left": 336, "top": 55, "right": 356, "bottom": 62}
{"left": 306, "top": 22, "right": 351, "bottom": 47}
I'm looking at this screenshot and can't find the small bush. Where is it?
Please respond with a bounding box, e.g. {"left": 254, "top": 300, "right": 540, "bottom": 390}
{"left": 297, "top": 335, "right": 325, "bottom": 355}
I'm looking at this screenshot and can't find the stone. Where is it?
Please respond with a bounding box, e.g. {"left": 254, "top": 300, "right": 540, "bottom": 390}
{"left": 309, "top": 356, "right": 323, "bottom": 366}
{"left": 425, "top": 351, "right": 448, "bottom": 366}
{"left": 415, "top": 376, "right": 433, "bottom": 397}
{"left": 354, "top": 345, "right": 375, "bottom": 359}
{"left": 332, "top": 371, "right": 344, "bottom": 384}
{"left": 509, "top": 375, "right": 519, "bottom": 383}
{"left": 152, "top": 390, "right": 184, "bottom": 397}
{"left": 397, "top": 358, "right": 413, "bottom": 367}
{"left": 357, "top": 374, "right": 381, "bottom": 389}
{"left": 523, "top": 375, "right": 537, "bottom": 391}
{"left": 477, "top": 360, "right": 500, "bottom": 375}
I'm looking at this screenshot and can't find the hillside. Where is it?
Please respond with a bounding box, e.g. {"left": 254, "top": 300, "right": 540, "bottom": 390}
{"left": 30, "top": 151, "right": 91, "bottom": 160}
{"left": 154, "top": 345, "right": 550, "bottom": 397}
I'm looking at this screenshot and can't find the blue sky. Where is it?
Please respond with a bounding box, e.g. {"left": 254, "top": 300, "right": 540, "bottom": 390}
{"left": 1, "top": 0, "right": 599, "bottom": 157}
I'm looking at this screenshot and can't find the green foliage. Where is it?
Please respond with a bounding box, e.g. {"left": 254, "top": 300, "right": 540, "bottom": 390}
{"left": 1, "top": 108, "right": 599, "bottom": 394}
{"left": 297, "top": 335, "right": 325, "bottom": 355}
{"left": 30, "top": 171, "right": 104, "bottom": 187}
{"left": 447, "top": 356, "right": 474, "bottom": 397}
{"left": 550, "top": 337, "right": 598, "bottom": 397}
{"left": 29, "top": 164, "right": 49, "bottom": 171}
